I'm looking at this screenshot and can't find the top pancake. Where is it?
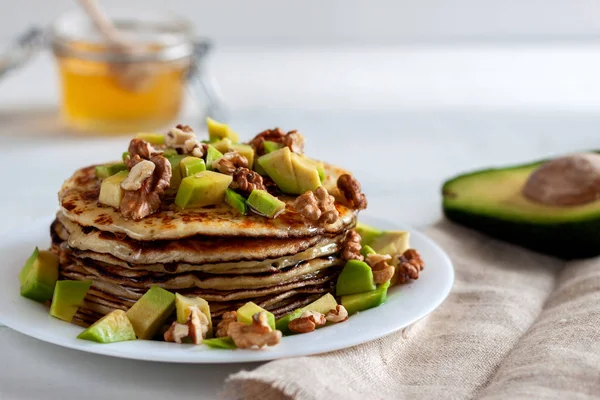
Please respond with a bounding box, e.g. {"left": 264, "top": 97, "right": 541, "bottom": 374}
{"left": 58, "top": 162, "right": 357, "bottom": 240}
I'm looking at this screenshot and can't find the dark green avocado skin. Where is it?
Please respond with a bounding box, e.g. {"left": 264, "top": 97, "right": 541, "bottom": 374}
{"left": 443, "top": 207, "right": 600, "bottom": 259}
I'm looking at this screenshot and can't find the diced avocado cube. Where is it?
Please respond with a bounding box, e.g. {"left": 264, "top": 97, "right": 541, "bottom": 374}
{"left": 135, "top": 132, "right": 165, "bottom": 145}
{"left": 77, "top": 309, "right": 136, "bottom": 343}
{"left": 175, "top": 171, "right": 233, "bottom": 209}
{"left": 20, "top": 249, "right": 59, "bottom": 302}
{"left": 206, "top": 145, "right": 224, "bottom": 170}
{"left": 254, "top": 160, "right": 268, "bottom": 176}
{"left": 50, "top": 280, "right": 92, "bottom": 322}
{"left": 371, "top": 231, "right": 410, "bottom": 257}
{"left": 263, "top": 140, "right": 284, "bottom": 154}
{"left": 95, "top": 163, "right": 127, "bottom": 179}
{"left": 166, "top": 154, "right": 186, "bottom": 190}
{"left": 225, "top": 189, "right": 247, "bottom": 215}
{"left": 230, "top": 144, "right": 255, "bottom": 167}
{"left": 258, "top": 147, "right": 320, "bottom": 195}
{"left": 317, "top": 163, "right": 326, "bottom": 183}
{"left": 122, "top": 152, "right": 130, "bottom": 162}
{"left": 206, "top": 117, "right": 239, "bottom": 142}
{"left": 162, "top": 148, "right": 179, "bottom": 158}
{"left": 203, "top": 337, "right": 236, "bottom": 349}
{"left": 355, "top": 222, "right": 383, "bottom": 247}
{"left": 125, "top": 286, "right": 175, "bottom": 340}
{"left": 236, "top": 302, "right": 276, "bottom": 330}
{"left": 361, "top": 245, "right": 376, "bottom": 258}
{"left": 211, "top": 138, "right": 233, "bottom": 154}
{"left": 336, "top": 260, "right": 376, "bottom": 296}
{"left": 98, "top": 170, "right": 128, "bottom": 209}
{"left": 180, "top": 156, "right": 206, "bottom": 177}
{"left": 247, "top": 190, "right": 286, "bottom": 218}
{"left": 175, "top": 293, "right": 213, "bottom": 338}
{"left": 276, "top": 293, "right": 338, "bottom": 334}
{"left": 341, "top": 281, "right": 390, "bottom": 315}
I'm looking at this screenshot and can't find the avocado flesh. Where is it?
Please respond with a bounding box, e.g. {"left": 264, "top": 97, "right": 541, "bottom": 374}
{"left": 361, "top": 245, "right": 376, "bottom": 257}
{"left": 225, "top": 189, "right": 247, "bottom": 215}
{"left": 263, "top": 141, "right": 284, "bottom": 153}
{"left": 355, "top": 222, "right": 383, "bottom": 247}
{"left": 175, "top": 171, "right": 233, "bottom": 209}
{"left": 126, "top": 286, "right": 175, "bottom": 340}
{"left": 355, "top": 223, "right": 409, "bottom": 256}
{"left": 336, "top": 260, "right": 376, "bottom": 296}
{"left": 166, "top": 154, "right": 186, "bottom": 190}
{"left": 50, "top": 280, "right": 92, "bottom": 322}
{"left": 258, "top": 147, "right": 321, "bottom": 195}
{"left": 207, "top": 117, "right": 239, "bottom": 142}
{"left": 442, "top": 159, "right": 600, "bottom": 259}
{"left": 236, "top": 302, "right": 276, "bottom": 330}
{"left": 203, "top": 337, "right": 237, "bottom": 349}
{"left": 247, "top": 190, "right": 285, "bottom": 218}
{"left": 206, "top": 145, "right": 223, "bottom": 170}
{"left": 20, "top": 250, "right": 59, "bottom": 302}
{"left": 212, "top": 139, "right": 255, "bottom": 167}
{"left": 180, "top": 156, "right": 206, "bottom": 177}
{"left": 98, "top": 170, "right": 128, "bottom": 209}
{"left": 77, "top": 310, "right": 136, "bottom": 343}
{"left": 341, "top": 281, "right": 390, "bottom": 315}
{"left": 135, "top": 132, "right": 165, "bottom": 145}
{"left": 175, "top": 293, "right": 213, "bottom": 337}
{"left": 95, "top": 162, "right": 127, "bottom": 179}
{"left": 276, "top": 293, "right": 337, "bottom": 334}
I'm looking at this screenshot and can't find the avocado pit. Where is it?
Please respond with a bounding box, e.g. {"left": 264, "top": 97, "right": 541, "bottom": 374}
{"left": 522, "top": 153, "right": 600, "bottom": 207}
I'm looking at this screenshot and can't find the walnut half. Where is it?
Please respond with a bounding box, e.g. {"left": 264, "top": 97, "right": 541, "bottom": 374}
{"left": 164, "top": 306, "right": 210, "bottom": 345}
{"left": 227, "top": 312, "right": 282, "bottom": 349}
{"left": 294, "top": 186, "right": 339, "bottom": 224}
{"left": 337, "top": 174, "right": 367, "bottom": 210}
{"left": 366, "top": 253, "right": 395, "bottom": 284}
{"left": 395, "top": 249, "right": 425, "bottom": 283}
{"left": 215, "top": 311, "right": 237, "bottom": 338}
{"left": 342, "top": 230, "right": 363, "bottom": 261}
{"left": 212, "top": 152, "right": 249, "bottom": 175}
{"left": 288, "top": 310, "right": 326, "bottom": 334}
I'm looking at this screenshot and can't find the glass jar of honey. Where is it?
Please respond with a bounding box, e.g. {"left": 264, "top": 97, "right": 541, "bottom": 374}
{"left": 50, "top": 11, "right": 197, "bottom": 133}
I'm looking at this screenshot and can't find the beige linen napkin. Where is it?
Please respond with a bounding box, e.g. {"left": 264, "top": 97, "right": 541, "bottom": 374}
{"left": 223, "top": 222, "right": 600, "bottom": 400}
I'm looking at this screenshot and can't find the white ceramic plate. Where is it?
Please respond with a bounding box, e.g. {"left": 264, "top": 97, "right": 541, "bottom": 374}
{"left": 0, "top": 214, "right": 453, "bottom": 363}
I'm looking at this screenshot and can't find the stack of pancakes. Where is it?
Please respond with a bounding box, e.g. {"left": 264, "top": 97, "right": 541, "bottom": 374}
{"left": 52, "top": 163, "right": 357, "bottom": 327}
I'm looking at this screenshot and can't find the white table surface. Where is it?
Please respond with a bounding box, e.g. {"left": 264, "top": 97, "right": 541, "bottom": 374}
{"left": 2, "top": 44, "right": 600, "bottom": 399}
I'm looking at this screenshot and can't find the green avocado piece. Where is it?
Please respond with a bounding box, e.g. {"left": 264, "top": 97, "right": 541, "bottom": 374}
{"left": 206, "top": 117, "right": 239, "bottom": 142}
{"left": 50, "top": 280, "right": 93, "bottom": 322}
{"left": 335, "top": 260, "right": 376, "bottom": 296}
{"left": 355, "top": 222, "right": 383, "bottom": 247}
{"left": 225, "top": 189, "right": 247, "bottom": 215}
{"left": 257, "top": 147, "right": 321, "bottom": 194}
{"left": 247, "top": 190, "right": 286, "bottom": 218}
{"left": 98, "top": 170, "right": 128, "bottom": 209}
{"left": 341, "top": 281, "right": 390, "bottom": 315}
{"left": 166, "top": 154, "right": 186, "bottom": 190}
{"left": 20, "top": 249, "right": 59, "bottom": 303}
{"left": 77, "top": 310, "right": 137, "bottom": 343}
{"left": 355, "top": 223, "right": 410, "bottom": 257}
{"left": 162, "top": 148, "right": 178, "bottom": 158}
{"left": 236, "top": 302, "right": 276, "bottom": 330}
{"left": 135, "top": 132, "right": 165, "bottom": 145}
{"left": 175, "top": 171, "right": 233, "bottom": 209}
{"left": 125, "top": 286, "right": 175, "bottom": 340}
{"left": 317, "top": 163, "right": 326, "bottom": 183}
{"left": 275, "top": 293, "right": 338, "bottom": 334}
{"left": 122, "top": 152, "right": 130, "bottom": 162}
{"left": 203, "top": 337, "right": 236, "bottom": 349}
{"left": 361, "top": 245, "right": 376, "bottom": 257}
{"left": 180, "top": 156, "right": 206, "bottom": 177}
{"left": 263, "top": 140, "right": 284, "bottom": 154}
{"left": 175, "top": 293, "right": 213, "bottom": 337}
{"left": 442, "top": 155, "right": 600, "bottom": 259}
{"left": 211, "top": 140, "right": 255, "bottom": 168}
{"left": 206, "top": 145, "right": 223, "bottom": 170}
{"left": 95, "top": 162, "right": 127, "bottom": 179}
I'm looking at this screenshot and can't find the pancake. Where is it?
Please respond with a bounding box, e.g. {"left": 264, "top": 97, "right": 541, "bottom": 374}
{"left": 59, "top": 163, "right": 357, "bottom": 240}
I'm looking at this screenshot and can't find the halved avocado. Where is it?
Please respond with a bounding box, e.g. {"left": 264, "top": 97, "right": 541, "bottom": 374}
{"left": 442, "top": 155, "right": 600, "bottom": 259}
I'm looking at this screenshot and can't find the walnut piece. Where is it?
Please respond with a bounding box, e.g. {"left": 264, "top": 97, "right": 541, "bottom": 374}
{"left": 231, "top": 167, "right": 266, "bottom": 193}
{"left": 120, "top": 154, "right": 172, "bottom": 220}
{"left": 125, "top": 138, "right": 161, "bottom": 168}
{"left": 342, "top": 230, "right": 363, "bottom": 261}
{"left": 325, "top": 305, "right": 349, "bottom": 323}
{"left": 183, "top": 138, "right": 208, "bottom": 158}
{"left": 227, "top": 312, "right": 282, "bottom": 349}
{"left": 366, "top": 253, "right": 395, "bottom": 284}
{"left": 337, "top": 174, "right": 368, "bottom": 210}
{"left": 294, "top": 186, "right": 339, "bottom": 224}
{"left": 395, "top": 249, "right": 425, "bottom": 283}
{"left": 164, "top": 306, "right": 210, "bottom": 345}
{"left": 215, "top": 311, "right": 237, "bottom": 338}
{"left": 288, "top": 310, "right": 326, "bottom": 334}
{"left": 165, "top": 125, "right": 196, "bottom": 148}
{"left": 120, "top": 160, "right": 155, "bottom": 191}
{"left": 212, "top": 151, "right": 249, "bottom": 175}
{"left": 248, "top": 128, "right": 305, "bottom": 155}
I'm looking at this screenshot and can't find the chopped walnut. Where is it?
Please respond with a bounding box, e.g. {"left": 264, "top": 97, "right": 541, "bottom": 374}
{"left": 325, "top": 305, "right": 349, "bottom": 323}
{"left": 120, "top": 160, "right": 155, "bottom": 191}
{"left": 294, "top": 186, "right": 339, "bottom": 224}
{"left": 125, "top": 138, "right": 161, "bottom": 168}
{"left": 248, "top": 128, "right": 305, "bottom": 155}
{"left": 230, "top": 167, "right": 266, "bottom": 193}
{"left": 395, "top": 249, "right": 425, "bottom": 283}
{"left": 183, "top": 138, "right": 208, "bottom": 158}
{"left": 165, "top": 125, "right": 196, "bottom": 148}
{"left": 215, "top": 311, "right": 237, "bottom": 338}
{"left": 288, "top": 310, "right": 326, "bottom": 334}
{"left": 342, "top": 230, "right": 363, "bottom": 261}
{"left": 366, "top": 253, "right": 395, "bottom": 284}
{"left": 337, "top": 174, "right": 368, "bottom": 210}
{"left": 212, "top": 151, "right": 249, "bottom": 175}
{"left": 120, "top": 155, "right": 172, "bottom": 220}
{"left": 164, "top": 306, "right": 209, "bottom": 345}
{"left": 227, "top": 312, "right": 282, "bottom": 349}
